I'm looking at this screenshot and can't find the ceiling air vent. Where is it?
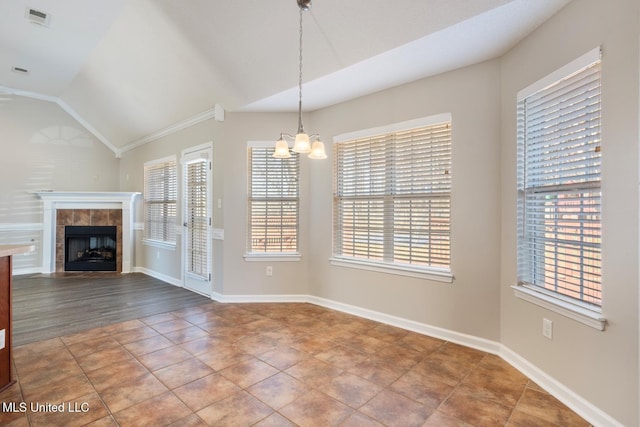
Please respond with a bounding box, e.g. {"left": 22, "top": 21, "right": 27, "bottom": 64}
{"left": 11, "top": 66, "right": 29, "bottom": 75}
{"left": 25, "top": 7, "right": 51, "bottom": 27}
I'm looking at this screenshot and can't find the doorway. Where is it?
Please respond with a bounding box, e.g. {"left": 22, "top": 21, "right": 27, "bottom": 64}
{"left": 182, "top": 143, "right": 212, "bottom": 297}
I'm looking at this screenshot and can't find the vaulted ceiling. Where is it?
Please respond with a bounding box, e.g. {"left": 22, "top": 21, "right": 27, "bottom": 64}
{"left": 0, "top": 0, "right": 571, "bottom": 153}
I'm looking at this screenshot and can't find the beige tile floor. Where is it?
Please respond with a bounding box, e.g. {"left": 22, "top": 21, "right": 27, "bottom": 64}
{"left": 0, "top": 302, "right": 590, "bottom": 426}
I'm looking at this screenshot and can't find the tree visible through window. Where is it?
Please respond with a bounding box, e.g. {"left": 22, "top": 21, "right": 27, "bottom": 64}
{"left": 247, "top": 145, "right": 299, "bottom": 254}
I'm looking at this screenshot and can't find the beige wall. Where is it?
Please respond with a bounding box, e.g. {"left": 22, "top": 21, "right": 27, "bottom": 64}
{"left": 308, "top": 61, "right": 502, "bottom": 341}
{"left": 499, "top": 0, "right": 639, "bottom": 425}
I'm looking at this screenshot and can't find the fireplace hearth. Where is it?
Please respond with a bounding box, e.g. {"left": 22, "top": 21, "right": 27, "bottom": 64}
{"left": 65, "top": 226, "right": 117, "bottom": 271}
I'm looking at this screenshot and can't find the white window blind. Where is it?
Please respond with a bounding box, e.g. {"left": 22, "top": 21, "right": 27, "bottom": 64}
{"left": 333, "top": 119, "right": 452, "bottom": 273}
{"left": 144, "top": 157, "right": 177, "bottom": 245}
{"left": 185, "top": 159, "right": 208, "bottom": 278}
{"left": 517, "top": 51, "right": 602, "bottom": 307}
{"left": 248, "top": 145, "right": 299, "bottom": 254}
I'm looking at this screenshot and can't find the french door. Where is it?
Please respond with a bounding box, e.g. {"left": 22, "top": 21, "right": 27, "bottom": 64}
{"left": 182, "top": 144, "right": 212, "bottom": 297}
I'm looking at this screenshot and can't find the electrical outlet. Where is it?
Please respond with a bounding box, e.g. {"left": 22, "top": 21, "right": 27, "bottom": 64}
{"left": 266, "top": 266, "right": 273, "bottom": 276}
{"left": 543, "top": 318, "right": 553, "bottom": 340}
{"left": 0, "top": 329, "right": 5, "bottom": 350}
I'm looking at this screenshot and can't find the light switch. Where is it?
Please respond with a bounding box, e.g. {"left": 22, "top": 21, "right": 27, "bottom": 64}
{"left": 0, "top": 329, "right": 5, "bottom": 350}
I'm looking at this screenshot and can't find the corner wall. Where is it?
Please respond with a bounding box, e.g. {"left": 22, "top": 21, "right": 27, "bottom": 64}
{"left": 0, "top": 95, "right": 120, "bottom": 273}
{"left": 499, "top": 1, "right": 639, "bottom": 425}
{"left": 309, "top": 60, "right": 503, "bottom": 342}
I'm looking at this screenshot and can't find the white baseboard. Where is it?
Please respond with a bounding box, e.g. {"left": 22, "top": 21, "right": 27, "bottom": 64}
{"left": 499, "top": 346, "right": 623, "bottom": 427}
{"left": 308, "top": 295, "right": 502, "bottom": 354}
{"left": 133, "top": 267, "right": 183, "bottom": 288}
{"left": 210, "top": 291, "right": 307, "bottom": 304}
{"left": 12, "top": 267, "right": 42, "bottom": 276}
{"left": 136, "top": 269, "right": 621, "bottom": 426}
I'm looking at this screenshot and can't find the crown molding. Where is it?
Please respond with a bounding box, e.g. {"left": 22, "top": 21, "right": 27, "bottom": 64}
{"left": 0, "top": 86, "right": 119, "bottom": 156}
{"left": 1, "top": 86, "right": 225, "bottom": 158}
{"left": 119, "top": 104, "right": 224, "bottom": 155}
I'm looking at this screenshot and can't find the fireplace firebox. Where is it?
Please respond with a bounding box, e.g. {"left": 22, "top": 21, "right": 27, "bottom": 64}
{"left": 65, "top": 226, "right": 117, "bottom": 271}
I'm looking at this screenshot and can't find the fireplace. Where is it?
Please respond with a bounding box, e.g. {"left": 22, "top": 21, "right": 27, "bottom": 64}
{"left": 65, "top": 226, "right": 117, "bottom": 271}
{"left": 36, "top": 192, "right": 140, "bottom": 274}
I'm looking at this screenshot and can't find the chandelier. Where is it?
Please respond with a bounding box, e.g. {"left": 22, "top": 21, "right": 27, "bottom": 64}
{"left": 273, "top": 0, "right": 327, "bottom": 160}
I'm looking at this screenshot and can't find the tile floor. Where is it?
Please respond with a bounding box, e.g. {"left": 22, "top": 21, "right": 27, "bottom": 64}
{"left": 0, "top": 302, "right": 590, "bottom": 426}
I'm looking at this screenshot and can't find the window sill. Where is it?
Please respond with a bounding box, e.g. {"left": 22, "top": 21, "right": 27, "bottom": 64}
{"left": 143, "top": 239, "right": 176, "bottom": 251}
{"left": 511, "top": 285, "right": 606, "bottom": 331}
{"left": 244, "top": 253, "right": 301, "bottom": 262}
{"left": 330, "top": 256, "right": 453, "bottom": 283}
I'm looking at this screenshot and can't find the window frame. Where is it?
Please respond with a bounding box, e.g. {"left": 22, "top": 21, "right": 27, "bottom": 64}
{"left": 245, "top": 141, "right": 301, "bottom": 261}
{"left": 513, "top": 47, "right": 606, "bottom": 330}
{"left": 143, "top": 155, "right": 178, "bottom": 250}
{"left": 331, "top": 114, "right": 453, "bottom": 282}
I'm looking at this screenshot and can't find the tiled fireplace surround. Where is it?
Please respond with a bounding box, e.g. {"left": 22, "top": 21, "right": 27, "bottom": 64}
{"left": 55, "top": 209, "right": 123, "bottom": 273}
{"left": 36, "top": 192, "right": 139, "bottom": 273}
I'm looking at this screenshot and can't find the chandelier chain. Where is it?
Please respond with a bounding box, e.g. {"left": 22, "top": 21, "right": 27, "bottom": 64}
{"left": 299, "top": 6, "right": 303, "bottom": 105}
{"left": 297, "top": 6, "right": 304, "bottom": 132}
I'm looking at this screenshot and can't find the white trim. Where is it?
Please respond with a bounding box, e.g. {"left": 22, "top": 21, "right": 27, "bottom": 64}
{"left": 333, "top": 113, "right": 452, "bottom": 143}
{"left": 35, "top": 191, "right": 141, "bottom": 203}
{"left": 144, "top": 155, "right": 177, "bottom": 168}
{"left": 1, "top": 86, "right": 225, "bottom": 157}
{"left": 182, "top": 141, "right": 213, "bottom": 162}
{"left": 56, "top": 98, "right": 119, "bottom": 156}
{"left": 309, "top": 295, "right": 498, "bottom": 353}
{"left": 0, "top": 86, "right": 119, "bottom": 156}
{"left": 0, "top": 223, "right": 43, "bottom": 231}
{"left": 511, "top": 285, "right": 606, "bottom": 331}
{"left": 330, "top": 256, "right": 453, "bottom": 283}
{"left": 34, "top": 191, "right": 140, "bottom": 273}
{"left": 0, "top": 85, "right": 57, "bottom": 103}
{"left": 12, "top": 267, "right": 42, "bottom": 276}
{"left": 142, "top": 239, "right": 176, "bottom": 251}
{"left": 211, "top": 291, "right": 307, "bottom": 304}
{"left": 517, "top": 46, "right": 601, "bottom": 101}
{"left": 499, "top": 347, "right": 624, "bottom": 427}
{"left": 133, "top": 267, "right": 182, "bottom": 287}
{"left": 121, "top": 107, "right": 221, "bottom": 154}
{"left": 243, "top": 253, "right": 301, "bottom": 262}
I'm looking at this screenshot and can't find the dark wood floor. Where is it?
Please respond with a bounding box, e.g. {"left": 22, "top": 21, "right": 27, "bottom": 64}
{"left": 11, "top": 273, "right": 211, "bottom": 346}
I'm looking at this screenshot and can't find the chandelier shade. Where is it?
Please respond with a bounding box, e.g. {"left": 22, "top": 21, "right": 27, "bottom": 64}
{"left": 273, "top": 136, "right": 292, "bottom": 159}
{"left": 308, "top": 140, "right": 327, "bottom": 159}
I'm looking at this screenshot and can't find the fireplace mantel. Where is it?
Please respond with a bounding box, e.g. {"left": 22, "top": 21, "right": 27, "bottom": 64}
{"left": 36, "top": 192, "right": 140, "bottom": 273}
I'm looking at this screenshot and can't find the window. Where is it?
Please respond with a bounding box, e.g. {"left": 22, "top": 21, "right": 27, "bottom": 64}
{"left": 247, "top": 142, "right": 300, "bottom": 257}
{"left": 516, "top": 48, "right": 603, "bottom": 320}
{"left": 332, "top": 115, "right": 452, "bottom": 281}
{"left": 143, "top": 156, "right": 177, "bottom": 247}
